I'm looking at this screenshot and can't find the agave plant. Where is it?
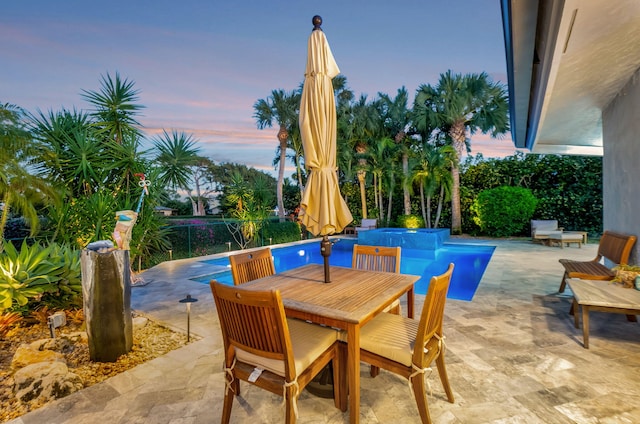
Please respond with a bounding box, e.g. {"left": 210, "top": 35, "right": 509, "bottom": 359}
{"left": 38, "top": 243, "right": 83, "bottom": 309}
{"left": 0, "top": 241, "right": 62, "bottom": 311}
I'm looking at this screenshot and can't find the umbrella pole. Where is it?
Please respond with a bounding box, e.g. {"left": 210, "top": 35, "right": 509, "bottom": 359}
{"left": 320, "top": 235, "right": 332, "bottom": 283}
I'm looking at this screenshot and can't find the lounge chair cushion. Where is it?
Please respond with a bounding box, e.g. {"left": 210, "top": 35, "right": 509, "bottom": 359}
{"left": 531, "top": 220, "right": 560, "bottom": 239}
{"left": 355, "top": 219, "right": 377, "bottom": 233}
{"left": 235, "top": 318, "right": 337, "bottom": 377}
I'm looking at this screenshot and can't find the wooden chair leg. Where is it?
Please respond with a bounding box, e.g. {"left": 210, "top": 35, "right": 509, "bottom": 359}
{"left": 559, "top": 272, "right": 568, "bottom": 293}
{"left": 221, "top": 374, "right": 235, "bottom": 424}
{"left": 370, "top": 365, "right": 380, "bottom": 377}
{"left": 410, "top": 372, "right": 433, "bottom": 424}
{"left": 285, "top": 384, "right": 296, "bottom": 424}
{"left": 435, "top": 353, "right": 454, "bottom": 403}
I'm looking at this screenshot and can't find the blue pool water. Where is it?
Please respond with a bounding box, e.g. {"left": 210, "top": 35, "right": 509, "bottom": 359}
{"left": 195, "top": 238, "right": 495, "bottom": 301}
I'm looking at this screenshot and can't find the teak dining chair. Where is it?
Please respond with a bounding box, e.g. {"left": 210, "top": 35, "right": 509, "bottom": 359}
{"left": 358, "top": 263, "right": 455, "bottom": 424}
{"left": 210, "top": 280, "right": 344, "bottom": 423}
{"left": 228, "top": 247, "right": 275, "bottom": 285}
{"left": 352, "top": 244, "right": 402, "bottom": 315}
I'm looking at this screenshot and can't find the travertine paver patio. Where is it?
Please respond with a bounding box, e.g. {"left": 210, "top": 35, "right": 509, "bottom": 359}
{"left": 8, "top": 237, "right": 640, "bottom": 423}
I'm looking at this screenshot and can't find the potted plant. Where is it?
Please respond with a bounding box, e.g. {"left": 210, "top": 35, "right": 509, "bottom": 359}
{"left": 612, "top": 264, "right": 640, "bottom": 288}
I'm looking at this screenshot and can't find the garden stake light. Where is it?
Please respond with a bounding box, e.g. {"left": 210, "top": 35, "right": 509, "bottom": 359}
{"left": 179, "top": 294, "right": 198, "bottom": 342}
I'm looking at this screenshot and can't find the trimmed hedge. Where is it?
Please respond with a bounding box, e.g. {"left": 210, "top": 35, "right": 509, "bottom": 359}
{"left": 470, "top": 186, "right": 538, "bottom": 237}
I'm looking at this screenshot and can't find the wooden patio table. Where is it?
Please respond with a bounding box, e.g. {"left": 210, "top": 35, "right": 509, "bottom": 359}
{"left": 241, "top": 263, "right": 419, "bottom": 424}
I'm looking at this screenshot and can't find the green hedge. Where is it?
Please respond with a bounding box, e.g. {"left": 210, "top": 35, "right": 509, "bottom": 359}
{"left": 470, "top": 186, "right": 538, "bottom": 237}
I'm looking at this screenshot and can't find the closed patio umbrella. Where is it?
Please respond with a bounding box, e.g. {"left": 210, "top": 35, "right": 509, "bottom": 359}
{"left": 299, "top": 15, "right": 353, "bottom": 283}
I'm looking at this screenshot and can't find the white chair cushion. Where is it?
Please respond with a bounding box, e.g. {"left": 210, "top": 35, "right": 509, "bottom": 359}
{"left": 535, "top": 230, "right": 562, "bottom": 237}
{"left": 236, "top": 318, "right": 337, "bottom": 377}
{"left": 357, "top": 312, "right": 419, "bottom": 367}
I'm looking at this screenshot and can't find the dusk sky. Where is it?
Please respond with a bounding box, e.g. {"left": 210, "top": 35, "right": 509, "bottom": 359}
{"left": 1, "top": 0, "right": 521, "bottom": 178}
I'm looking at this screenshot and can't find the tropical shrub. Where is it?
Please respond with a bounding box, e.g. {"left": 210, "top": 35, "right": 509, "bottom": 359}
{"left": 261, "top": 220, "right": 301, "bottom": 245}
{"left": 0, "top": 241, "right": 82, "bottom": 312}
{"left": 396, "top": 214, "right": 425, "bottom": 229}
{"left": 0, "top": 311, "right": 23, "bottom": 339}
{"left": 471, "top": 186, "right": 538, "bottom": 237}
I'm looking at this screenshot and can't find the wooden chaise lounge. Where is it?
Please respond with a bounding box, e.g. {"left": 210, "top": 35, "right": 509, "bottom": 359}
{"left": 558, "top": 230, "right": 637, "bottom": 293}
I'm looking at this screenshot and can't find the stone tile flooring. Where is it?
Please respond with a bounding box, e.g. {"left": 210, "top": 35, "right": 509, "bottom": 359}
{"left": 8, "top": 238, "right": 640, "bottom": 423}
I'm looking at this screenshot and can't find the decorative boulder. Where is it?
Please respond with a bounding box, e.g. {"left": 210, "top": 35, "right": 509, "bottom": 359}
{"left": 13, "top": 361, "right": 83, "bottom": 404}
{"left": 11, "top": 345, "right": 65, "bottom": 370}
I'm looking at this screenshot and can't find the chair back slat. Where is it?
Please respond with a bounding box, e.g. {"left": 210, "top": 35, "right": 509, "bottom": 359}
{"left": 229, "top": 247, "right": 276, "bottom": 285}
{"left": 414, "top": 263, "right": 454, "bottom": 366}
{"left": 352, "top": 244, "right": 401, "bottom": 273}
{"left": 210, "top": 281, "right": 293, "bottom": 366}
{"left": 597, "top": 230, "right": 637, "bottom": 265}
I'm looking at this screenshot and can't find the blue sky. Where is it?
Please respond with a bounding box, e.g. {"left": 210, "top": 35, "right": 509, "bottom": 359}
{"left": 1, "top": 0, "right": 519, "bottom": 177}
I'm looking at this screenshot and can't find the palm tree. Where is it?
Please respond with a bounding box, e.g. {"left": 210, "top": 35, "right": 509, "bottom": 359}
{"left": 30, "top": 109, "right": 99, "bottom": 197}
{"left": 334, "top": 75, "right": 357, "bottom": 208}
{"left": 81, "top": 72, "right": 144, "bottom": 145}
{"left": 284, "top": 123, "right": 305, "bottom": 197}
{"left": 153, "top": 130, "right": 203, "bottom": 214}
{"left": 411, "top": 143, "right": 455, "bottom": 228}
{"left": 254, "top": 89, "right": 300, "bottom": 220}
{"left": 82, "top": 72, "right": 146, "bottom": 201}
{"left": 414, "top": 71, "right": 509, "bottom": 234}
{"left": 349, "top": 95, "right": 380, "bottom": 219}
{"left": 378, "top": 87, "right": 414, "bottom": 216}
{"left": 0, "top": 104, "right": 59, "bottom": 248}
{"left": 31, "top": 75, "right": 165, "bottom": 251}
{"left": 367, "top": 137, "right": 395, "bottom": 219}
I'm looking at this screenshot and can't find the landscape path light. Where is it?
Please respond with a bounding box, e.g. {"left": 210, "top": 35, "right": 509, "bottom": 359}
{"left": 179, "top": 294, "right": 198, "bottom": 342}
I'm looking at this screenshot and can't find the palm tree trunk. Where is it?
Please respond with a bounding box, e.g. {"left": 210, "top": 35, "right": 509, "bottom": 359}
{"left": 358, "top": 170, "right": 367, "bottom": 219}
{"left": 449, "top": 122, "right": 466, "bottom": 234}
{"left": 276, "top": 126, "right": 287, "bottom": 220}
{"left": 402, "top": 153, "right": 410, "bottom": 215}
{"left": 450, "top": 164, "right": 461, "bottom": 233}
{"left": 373, "top": 173, "right": 379, "bottom": 215}
{"left": 426, "top": 196, "right": 432, "bottom": 228}
{"left": 420, "top": 181, "right": 427, "bottom": 228}
{"left": 386, "top": 174, "right": 394, "bottom": 223}
{"left": 295, "top": 155, "right": 304, "bottom": 198}
{"left": 434, "top": 184, "right": 445, "bottom": 228}
{"left": 378, "top": 177, "right": 385, "bottom": 224}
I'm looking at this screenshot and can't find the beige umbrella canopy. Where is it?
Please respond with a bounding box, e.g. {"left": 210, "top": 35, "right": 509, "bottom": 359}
{"left": 299, "top": 16, "right": 353, "bottom": 238}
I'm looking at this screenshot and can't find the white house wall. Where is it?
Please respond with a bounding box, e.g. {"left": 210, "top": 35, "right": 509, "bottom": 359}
{"left": 602, "top": 66, "right": 640, "bottom": 264}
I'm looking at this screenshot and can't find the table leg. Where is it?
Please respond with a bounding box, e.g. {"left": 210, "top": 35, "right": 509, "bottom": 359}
{"left": 407, "top": 288, "right": 415, "bottom": 319}
{"left": 582, "top": 305, "right": 590, "bottom": 349}
{"left": 347, "top": 325, "right": 360, "bottom": 423}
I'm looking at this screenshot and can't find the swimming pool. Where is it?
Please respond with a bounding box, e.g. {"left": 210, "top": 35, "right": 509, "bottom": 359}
{"left": 194, "top": 238, "right": 494, "bottom": 301}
